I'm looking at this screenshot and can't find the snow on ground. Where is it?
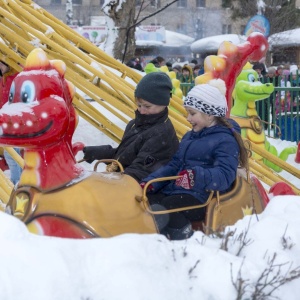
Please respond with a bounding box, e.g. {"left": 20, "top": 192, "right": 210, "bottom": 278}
{"left": 0, "top": 102, "right": 300, "bottom": 299}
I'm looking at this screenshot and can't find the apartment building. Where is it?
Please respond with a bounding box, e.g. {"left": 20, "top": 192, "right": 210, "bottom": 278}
{"left": 32, "top": 0, "right": 300, "bottom": 64}
{"left": 33, "top": 0, "right": 245, "bottom": 39}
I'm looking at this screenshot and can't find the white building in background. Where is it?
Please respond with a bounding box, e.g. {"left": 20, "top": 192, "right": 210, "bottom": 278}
{"left": 269, "top": 28, "right": 300, "bottom": 66}
{"left": 31, "top": 0, "right": 300, "bottom": 64}
{"left": 33, "top": 0, "right": 245, "bottom": 40}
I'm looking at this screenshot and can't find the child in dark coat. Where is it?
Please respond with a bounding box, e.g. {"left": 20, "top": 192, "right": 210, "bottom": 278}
{"left": 141, "top": 79, "right": 249, "bottom": 240}
{"left": 83, "top": 72, "right": 179, "bottom": 182}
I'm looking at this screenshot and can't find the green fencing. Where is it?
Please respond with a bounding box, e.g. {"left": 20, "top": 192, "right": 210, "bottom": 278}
{"left": 180, "top": 78, "right": 300, "bottom": 143}
{"left": 257, "top": 86, "right": 300, "bottom": 143}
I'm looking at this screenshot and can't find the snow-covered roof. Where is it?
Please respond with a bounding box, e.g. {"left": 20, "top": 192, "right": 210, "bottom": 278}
{"left": 136, "top": 30, "right": 195, "bottom": 48}
{"left": 268, "top": 28, "right": 300, "bottom": 50}
{"left": 190, "top": 34, "right": 247, "bottom": 53}
{"left": 189, "top": 29, "right": 300, "bottom": 54}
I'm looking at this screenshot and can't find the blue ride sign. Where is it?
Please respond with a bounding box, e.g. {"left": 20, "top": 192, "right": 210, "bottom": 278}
{"left": 244, "top": 15, "right": 270, "bottom": 37}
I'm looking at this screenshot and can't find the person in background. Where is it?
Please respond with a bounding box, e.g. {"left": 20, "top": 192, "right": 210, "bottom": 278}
{"left": 189, "top": 63, "right": 195, "bottom": 70}
{"left": 198, "top": 64, "right": 205, "bottom": 76}
{"left": 126, "top": 58, "right": 136, "bottom": 69}
{"left": 134, "top": 58, "right": 143, "bottom": 71}
{"left": 193, "top": 64, "right": 202, "bottom": 78}
{"left": 180, "top": 64, "right": 193, "bottom": 82}
{"left": 149, "top": 58, "right": 159, "bottom": 68}
{"left": 290, "top": 68, "right": 299, "bottom": 106}
{"left": 166, "top": 61, "right": 172, "bottom": 71}
{"left": 140, "top": 79, "right": 249, "bottom": 240}
{"left": 155, "top": 56, "right": 166, "bottom": 67}
{"left": 172, "top": 65, "right": 182, "bottom": 80}
{"left": 190, "top": 59, "right": 198, "bottom": 65}
{"left": 252, "top": 62, "right": 265, "bottom": 80}
{"left": 275, "top": 69, "right": 291, "bottom": 115}
{"left": 83, "top": 72, "right": 179, "bottom": 182}
{"left": 276, "top": 65, "right": 284, "bottom": 77}
{"left": 0, "top": 60, "right": 22, "bottom": 184}
{"left": 266, "top": 66, "right": 279, "bottom": 86}
{"left": 180, "top": 64, "right": 194, "bottom": 96}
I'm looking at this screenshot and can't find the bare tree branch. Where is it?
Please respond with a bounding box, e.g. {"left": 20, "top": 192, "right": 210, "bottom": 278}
{"left": 121, "top": 0, "right": 179, "bottom": 63}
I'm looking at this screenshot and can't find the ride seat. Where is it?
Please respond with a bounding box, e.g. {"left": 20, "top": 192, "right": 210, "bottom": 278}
{"left": 192, "top": 168, "right": 266, "bottom": 234}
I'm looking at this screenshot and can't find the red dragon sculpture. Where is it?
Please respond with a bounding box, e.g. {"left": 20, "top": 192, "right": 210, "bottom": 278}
{"left": 0, "top": 49, "right": 81, "bottom": 190}
{"left": 3, "top": 48, "right": 157, "bottom": 238}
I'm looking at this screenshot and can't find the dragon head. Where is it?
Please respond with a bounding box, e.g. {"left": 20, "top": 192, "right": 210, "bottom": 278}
{"left": 195, "top": 32, "right": 269, "bottom": 115}
{"left": 0, "top": 48, "right": 82, "bottom": 191}
{"left": 231, "top": 62, "right": 274, "bottom": 116}
{"left": 0, "top": 48, "right": 76, "bottom": 148}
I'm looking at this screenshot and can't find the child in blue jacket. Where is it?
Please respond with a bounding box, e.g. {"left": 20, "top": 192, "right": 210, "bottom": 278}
{"left": 141, "top": 79, "right": 249, "bottom": 240}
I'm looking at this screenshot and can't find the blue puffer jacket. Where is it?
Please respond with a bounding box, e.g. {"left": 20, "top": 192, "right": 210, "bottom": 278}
{"left": 142, "top": 119, "right": 241, "bottom": 203}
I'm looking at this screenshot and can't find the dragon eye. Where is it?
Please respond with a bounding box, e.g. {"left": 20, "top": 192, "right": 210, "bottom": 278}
{"left": 8, "top": 81, "right": 15, "bottom": 103}
{"left": 247, "top": 74, "right": 256, "bottom": 82}
{"left": 20, "top": 80, "right": 35, "bottom": 103}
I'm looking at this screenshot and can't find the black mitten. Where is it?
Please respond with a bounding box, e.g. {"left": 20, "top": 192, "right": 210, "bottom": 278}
{"left": 83, "top": 145, "right": 114, "bottom": 163}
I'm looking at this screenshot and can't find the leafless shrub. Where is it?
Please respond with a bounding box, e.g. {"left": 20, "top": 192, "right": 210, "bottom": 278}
{"left": 188, "top": 259, "right": 200, "bottom": 279}
{"left": 172, "top": 248, "right": 176, "bottom": 262}
{"left": 195, "top": 234, "right": 207, "bottom": 246}
{"left": 281, "top": 225, "right": 295, "bottom": 250}
{"left": 232, "top": 227, "right": 253, "bottom": 257}
{"left": 182, "top": 246, "right": 188, "bottom": 257}
{"left": 232, "top": 253, "right": 300, "bottom": 300}
{"left": 219, "top": 217, "right": 253, "bottom": 255}
{"left": 231, "top": 259, "right": 249, "bottom": 300}
{"left": 220, "top": 230, "right": 235, "bottom": 252}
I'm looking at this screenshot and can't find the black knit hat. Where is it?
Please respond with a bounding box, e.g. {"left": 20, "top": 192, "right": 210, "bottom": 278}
{"left": 135, "top": 72, "right": 172, "bottom": 106}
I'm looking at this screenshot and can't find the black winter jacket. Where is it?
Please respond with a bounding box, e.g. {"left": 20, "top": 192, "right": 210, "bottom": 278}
{"left": 85, "top": 108, "right": 179, "bottom": 181}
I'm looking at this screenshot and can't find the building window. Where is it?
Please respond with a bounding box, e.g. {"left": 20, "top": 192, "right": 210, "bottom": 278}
{"left": 222, "top": 0, "right": 231, "bottom": 8}
{"left": 73, "top": 0, "right": 82, "bottom": 4}
{"left": 150, "top": 0, "right": 161, "bottom": 8}
{"left": 240, "top": 25, "right": 246, "bottom": 35}
{"left": 177, "top": 23, "right": 187, "bottom": 34}
{"left": 222, "top": 24, "right": 232, "bottom": 34}
{"left": 195, "top": 19, "right": 203, "bottom": 39}
{"left": 177, "top": 0, "right": 187, "bottom": 8}
{"left": 51, "top": 0, "right": 61, "bottom": 3}
{"left": 196, "top": 0, "right": 205, "bottom": 7}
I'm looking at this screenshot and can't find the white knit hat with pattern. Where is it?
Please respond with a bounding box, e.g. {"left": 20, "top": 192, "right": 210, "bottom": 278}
{"left": 184, "top": 79, "right": 228, "bottom": 117}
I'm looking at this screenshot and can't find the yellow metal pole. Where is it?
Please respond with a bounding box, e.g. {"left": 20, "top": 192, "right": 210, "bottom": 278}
{"left": 249, "top": 159, "right": 300, "bottom": 194}
{"left": 3, "top": 147, "right": 24, "bottom": 168}
{"left": 0, "top": 169, "right": 14, "bottom": 195}
{"left": 247, "top": 139, "right": 300, "bottom": 179}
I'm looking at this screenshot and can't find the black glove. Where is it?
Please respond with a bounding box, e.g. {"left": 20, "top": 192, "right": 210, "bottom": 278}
{"left": 83, "top": 145, "right": 114, "bottom": 163}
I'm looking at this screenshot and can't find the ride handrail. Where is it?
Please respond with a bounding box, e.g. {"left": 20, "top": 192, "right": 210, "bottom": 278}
{"left": 93, "top": 159, "right": 124, "bottom": 173}
{"left": 137, "top": 176, "right": 216, "bottom": 215}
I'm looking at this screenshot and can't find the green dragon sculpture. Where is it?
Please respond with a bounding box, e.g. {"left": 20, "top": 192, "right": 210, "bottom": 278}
{"left": 230, "top": 62, "right": 296, "bottom": 172}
